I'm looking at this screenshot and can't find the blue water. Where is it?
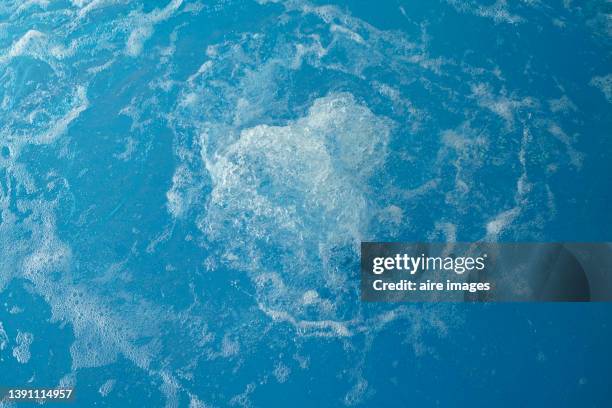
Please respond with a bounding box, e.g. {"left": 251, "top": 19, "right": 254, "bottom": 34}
{"left": 0, "top": 0, "right": 611, "bottom": 407}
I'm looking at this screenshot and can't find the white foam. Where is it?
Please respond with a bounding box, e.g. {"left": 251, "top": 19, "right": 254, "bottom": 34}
{"left": 76, "top": 0, "right": 125, "bottom": 19}
{"left": 125, "top": 0, "right": 184, "bottom": 57}
{"left": 344, "top": 377, "right": 368, "bottom": 406}
{"left": 446, "top": 0, "right": 524, "bottom": 24}
{"left": 202, "top": 93, "right": 391, "bottom": 324}
{"left": 14, "top": 0, "right": 49, "bottom": 15}
{"left": 166, "top": 165, "right": 196, "bottom": 218}
{"left": 470, "top": 83, "right": 536, "bottom": 129}
{"left": 548, "top": 95, "right": 577, "bottom": 113}
{"left": 189, "top": 395, "right": 211, "bottom": 408}
{"left": 98, "top": 379, "right": 116, "bottom": 397}
{"left": 590, "top": 74, "right": 612, "bottom": 104}
{"left": 486, "top": 207, "right": 520, "bottom": 238}
{"left": 547, "top": 122, "right": 584, "bottom": 169}
{"left": 484, "top": 124, "right": 532, "bottom": 239}
{"left": 36, "top": 85, "right": 89, "bottom": 145}
{"left": 0, "top": 322, "right": 7, "bottom": 351}
{"left": 12, "top": 331, "right": 33, "bottom": 364}
{"left": 0, "top": 28, "right": 77, "bottom": 69}
{"left": 0, "top": 30, "right": 45, "bottom": 65}
{"left": 330, "top": 24, "right": 365, "bottom": 44}
{"left": 258, "top": 304, "right": 352, "bottom": 338}
{"left": 273, "top": 362, "right": 291, "bottom": 383}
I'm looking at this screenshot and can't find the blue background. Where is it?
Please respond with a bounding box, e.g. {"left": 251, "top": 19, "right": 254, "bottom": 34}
{"left": 0, "top": 0, "right": 611, "bottom": 407}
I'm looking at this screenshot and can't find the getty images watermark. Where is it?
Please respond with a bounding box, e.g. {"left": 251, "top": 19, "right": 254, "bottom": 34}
{"left": 361, "top": 242, "right": 612, "bottom": 302}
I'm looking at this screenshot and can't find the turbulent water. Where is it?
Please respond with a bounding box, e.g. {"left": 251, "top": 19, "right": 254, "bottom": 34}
{"left": 0, "top": 1, "right": 611, "bottom": 407}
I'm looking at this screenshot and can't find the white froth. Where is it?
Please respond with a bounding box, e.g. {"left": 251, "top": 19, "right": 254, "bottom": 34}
{"left": 446, "top": 0, "right": 524, "bottom": 24}
{"left": 547, "top": 123, "right": 584, "bottom": 169}
{"left": 202, "top": 93, "right": 391, "bottom": 326}
{"left": 0, "top": 28, "right": 76, "bottom": 68}
{"left": 12, "top": 330, "right": 33, "bottom": 364}
{"left": 0, "top": 30, "right": 45, "bottom": 65}
{"left": 205, "top": 92, "right": 390, "bottom": 245}
{"left": 76, "top": 0, "right": 122, "bottom": 19}
{"left": 548, "top": 95, "right": 577, "bottom": 113}
{"left": 166, "top": 164, "right": 199, "bottom": 218}
{"left": 590, "top": 74, "right": 612, "bottom": 104}
{"left": 0, "top": 322, "right": 8, "bottom": 351}
{"left": 344, "top": 377, "right": 368, "bottom": 406}
{"left": 273, "top": 362, "right": 291, "bottom": 383}
{"left": 98, "top": 379, "right": 116, "bottom": 397}
{"left": 36, "top": 85, "right": 89, "bottom": 145}
{"left": 125, "top": 0, "right": 184, "bottom": 57}
{"left": 470, "top": 83, "right": 536, "bottom": 129}
{"left": 485, "top": 207, "right": 520, "bottom": 238}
